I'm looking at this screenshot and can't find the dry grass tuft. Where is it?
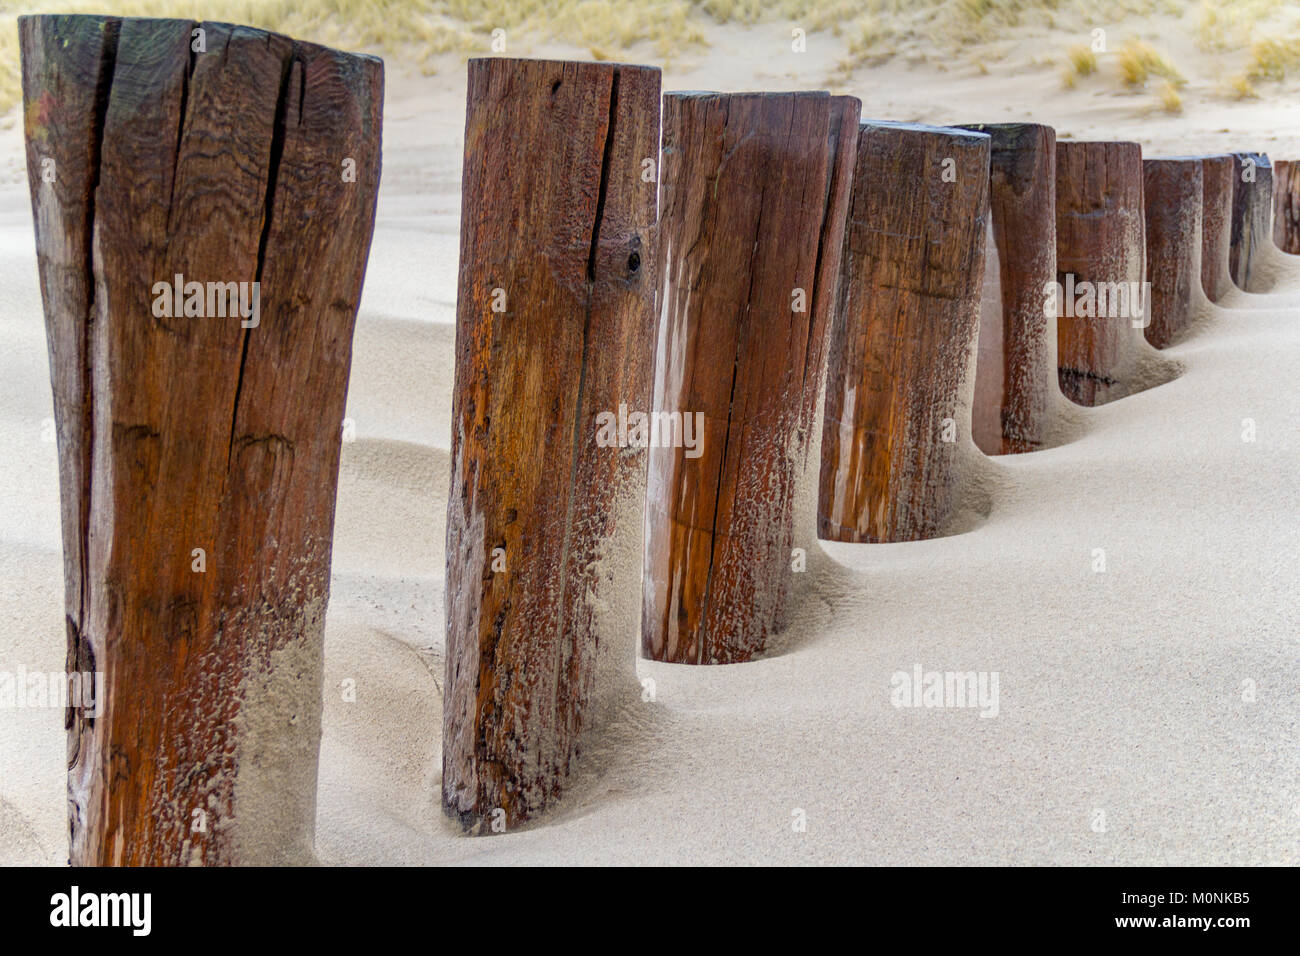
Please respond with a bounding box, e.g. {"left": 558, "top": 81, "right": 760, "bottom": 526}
{"left": 1247, "top": 36, "right": 1300, "bottom": 81}
{"left": 1157, "top": 78, "right": 1183, "bottom": 111}
{"left": 0, "top": 24, "right": 18, "bottom": 115}
{"left": 1117, "top": 37, "right": 1186, "bottom": 88}
{"left": 1193, "top": 0, "right": 1283, "bottom": 52}
{"left": 1226, "top": 72, "right": 1260, "bottom": 98}
{"left": 1067, "top": 43, "right": 1097, "bottom": 76}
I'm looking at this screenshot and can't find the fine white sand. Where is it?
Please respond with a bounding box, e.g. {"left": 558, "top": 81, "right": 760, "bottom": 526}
{"left": 2, "top": 24, "right": 1299, "bottom": 865}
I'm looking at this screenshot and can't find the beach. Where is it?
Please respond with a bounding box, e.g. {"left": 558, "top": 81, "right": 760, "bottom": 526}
{"left": 1, "top": 12, "right": 1299, "bottom": 865}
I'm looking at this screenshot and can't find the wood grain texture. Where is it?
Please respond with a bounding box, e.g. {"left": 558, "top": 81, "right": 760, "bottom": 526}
{"left": 1143, "top": 157, "right": 1203, "bottom": 349}
{"left": 1272, "top": 159, "right": 1300, "bottom": 254}
{"left": 818, "top": 122, "right": 990, "bottom": 543}
{"left": 444, "top": 58, "right": 660, "bottom": 829}
{"left": 21, "top": 14, "right": 383, "bottom": 865}
{"left": 1229, "top": 151, "right": 1273, "bottom": 292}
{"left": 641, "top": 91, "right": 859, "bottom": 665}
{"left": 961, "top": 123, "right": 1057, "bottom": 455}
{"left": 1054, "top": 141, "right": 1147, "bottom": 407}
{"left": 1200, "top": 154, "right": 1236, "bottom": 302}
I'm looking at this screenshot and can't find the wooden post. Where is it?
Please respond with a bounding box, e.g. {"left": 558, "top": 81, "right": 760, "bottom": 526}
{"left": 21, "top": 14, "right": 382, "bottom": 865}
{"left": 641, "top": 91, "right": 859, "bottom": 665}
{"left": 1054, "top": 141, "right": 1154, "bottom": 406}
{"left": 1229, "top": 151, "right": 1273, "bottom": 292}
{"left": 444, "top": 58, "right": 660, "bottom": 830}
{"left": 959, "top": 123, "right": 1059, "bottom": 455}
{"left": 1273, "top": 159, "right": 1300, "bottom": 254}
{"left": 818, "top": 122, "right": 990, "bottom": 542}
{"left": 1143, "top": 157, "right": 1205, "bottom": 348}
{"left": 1200, "top": 154, "right": 1237, "bottom": 302}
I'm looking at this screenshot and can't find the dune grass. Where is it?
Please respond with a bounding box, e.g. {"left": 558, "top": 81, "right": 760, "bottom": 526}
{"left": 0, "top": 0, "right": 1179, "bottom": 116}
{"left": 1067, "top": 42, "right": 1098, "bottom": 75}
{"left": 1246, "top": 35, "right": 1300, "bottom": 80}
{"left": 1117, "top": 37, "right": 1186, "bottom": 87}
{"left": 1193, "top": 0, "right": 1283, "bottom": 52}
{"left": 0, "top": 0, "right": 697, "bottom": 112}
{"left": 1157, "top": 77, "right": 1183, "bottom": 110}
{"left": 1225, "top": 72, "right": 1259, "bottom": 98}
{"left": 0, "top": 0, "right": 1296, "bottom": 116}
{"left": 0, "top": 20, "right": 16, "bottom": 113}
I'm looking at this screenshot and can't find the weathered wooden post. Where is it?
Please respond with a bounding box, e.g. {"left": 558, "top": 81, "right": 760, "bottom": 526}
{"left": 21, "top": 14, "right": 383, "bottom": 865}
{"left": 959, "top": 123, "right": 1060, "bottom": 455}
{"left": 1274, "top": 159, "right": 1300, "bottom": 254}
{"left": 1055, "top": 141, "right": 1161, "bottom": 406}
{"left": 818, "top": 122, "right": 990, "bottom": 542}
{"left": 1200, "top": 154, "right": 1237, "bottom": 302}
{"left": 444, "top": 58, "right": 660, "bottom": 830}
{"left": 1230, "top": 151, "right": 1273, "bottom": 292}
{"left": 641, "top": 91, "right": 859, "bottom": 665}
{"left": 1143, "top": 157, "right": 1206, "bottom": 348}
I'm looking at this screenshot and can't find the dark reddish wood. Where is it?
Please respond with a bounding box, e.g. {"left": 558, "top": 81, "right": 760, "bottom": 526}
{"left": 641, "top": 91, "right": 859, "bottom": 665}
{"left": 818, "top": 122, "right": 989, "bottom": 542}
{"left": 21, "top": 14, "right": 383, "bottom": 865}
{"left": 1230, "top": 151, "right": 1273, "bottom": 291}
{"left": 1200, "top": 154, "right": 1236, "bottom": 302}
{"left": 1055, "top": 141, "right": 1149, "bottom": 406}
{"left": 1273, "top": 159, "right": 1300, "bottom": 254}
{"left": 1143, "top": 157, "right": 1204, "bottom": 348}
{"left": 960, "top": 123, "right": 1058, "bottom": 455}
{"left": 445, "top": 58, "right": 660, "bottom": 830}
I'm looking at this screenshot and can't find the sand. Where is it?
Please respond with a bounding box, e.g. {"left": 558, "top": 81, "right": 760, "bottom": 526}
{"left": 2, "top": 20, "right": 1299, "bottom": 865}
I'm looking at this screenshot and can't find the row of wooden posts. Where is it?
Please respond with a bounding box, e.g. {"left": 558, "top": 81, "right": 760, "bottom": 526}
{"left": 448, "top": 59, "right": 1295, "bottom": 832}
{"left": 20, "top": 16, "right": 1296, "bottom": 862}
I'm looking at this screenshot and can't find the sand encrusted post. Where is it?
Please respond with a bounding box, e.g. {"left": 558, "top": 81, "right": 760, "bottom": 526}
{"left": 1273, "top": 159, "right": 1300, "bottom": 255}
{"left": 818, "top": 122, "right": 990, "bottom": 542}
{"left": 641, "top": 91, "right": 859, "bottom": 665}
{"left": 1200, "top": 154, "right": 1237, "bottom": 302}
{"left": 1229, "top": 151, "right": 1273, "bottom": 292}
{"left": 1143, "top": 157, "right": 1207, "bottom": 349}
{"left": 445, "top": 58, "right": 660, "bottom": 829}
{"left": 1054, "top": 141, "right": 1163, "bottom": 406}
{"left": 20, "top": 14, "right": 382, "bottom": 865}
{"left": 960, "top": 123, "right": 1060, "bottom": 455}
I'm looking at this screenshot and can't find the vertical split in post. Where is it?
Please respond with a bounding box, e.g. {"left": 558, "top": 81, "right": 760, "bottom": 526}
{"left": 444, "top": 58, "right": 661, "bottom": 830}
{"left": 21, "top": 14, "right": 383, "bottom": 864}
{"left": 1143, "top": 157, "right": 1205, "bottom": 349}
{"left": 1272, "top": 159, "right": 1300, "bottom": 254}
{"left": 959, "top": 123, "right": 1059, "bottom": 455}
{"left": 818, "top": 122, "right": 990, "bottom": 543}
{"left": 641, "top": 91, "right": 860, "bottom": 665}
{"left": 1229, "top": 151, "right": 1273, "bottom": 292}
{"left": 1054, "top": 141, "right": 1153, "bottom": 406}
